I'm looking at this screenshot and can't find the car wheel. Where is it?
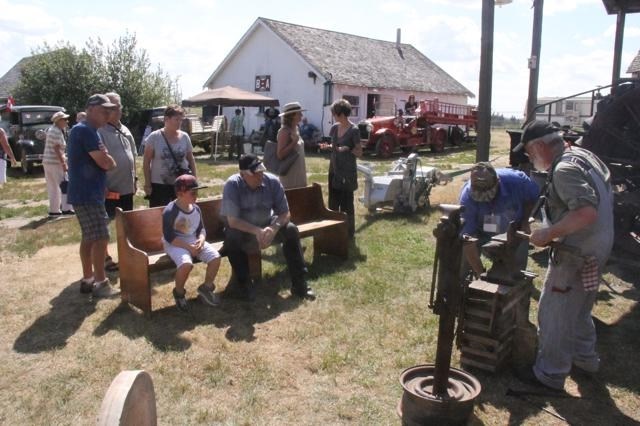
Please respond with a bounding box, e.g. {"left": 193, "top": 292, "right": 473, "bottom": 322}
{"left": 430, "top": 129, "right": 446, "bottom": 153}
{"left": 376, "top": 135, "right": 394, "bottom": 158}
{"left": 450, "top": 127, "right": 464, "bottom": 146}
{"left": 20, "top": 148, "right": 33, "bottom": 174}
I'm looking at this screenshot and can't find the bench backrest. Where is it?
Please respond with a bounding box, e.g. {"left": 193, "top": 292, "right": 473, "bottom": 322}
{"left": 122, "top": 207, "right": 165, "bottom": 253}
{"left": 198, "top": 197, "right": 225, "bottom": 242}
{"left": 285, "top": 183, "right": 325, "bottom": 224}
{"left": 119, "top": 197, "right": 225, "bottom": 253}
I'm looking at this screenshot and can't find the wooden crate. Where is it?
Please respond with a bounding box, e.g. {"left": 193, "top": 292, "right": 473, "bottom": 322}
{"left": 460, "top": 278, "right": 532, "bottom": 372}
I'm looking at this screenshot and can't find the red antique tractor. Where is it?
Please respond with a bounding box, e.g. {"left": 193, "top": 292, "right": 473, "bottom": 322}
{"left": 358, "top": 99, "right": 477, "bottom": 158}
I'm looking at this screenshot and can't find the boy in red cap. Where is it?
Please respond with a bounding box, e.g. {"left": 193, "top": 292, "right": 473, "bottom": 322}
{"left": 162, "top": 174, "right": 221, "bottom": 311}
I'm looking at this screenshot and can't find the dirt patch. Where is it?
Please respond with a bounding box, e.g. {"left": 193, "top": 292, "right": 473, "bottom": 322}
{"left": 0, "top": 216, "right": 33, "bottom": 229}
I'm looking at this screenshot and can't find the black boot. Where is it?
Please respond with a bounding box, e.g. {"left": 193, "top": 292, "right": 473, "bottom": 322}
{"left": 291, "top": 280, "right": 316, "bottom": 301}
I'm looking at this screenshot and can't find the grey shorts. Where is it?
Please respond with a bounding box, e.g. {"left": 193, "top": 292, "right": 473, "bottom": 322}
{"left": 75, "top": 204, "right": 110, "bottom": 241}
{"left": 163, "top": 239, "right": 220, "bottom": 269}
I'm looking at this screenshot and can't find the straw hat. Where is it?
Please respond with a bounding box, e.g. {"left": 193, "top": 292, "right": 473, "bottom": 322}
{"left": 279, "top": 102, "right": 306, "bottom": 117}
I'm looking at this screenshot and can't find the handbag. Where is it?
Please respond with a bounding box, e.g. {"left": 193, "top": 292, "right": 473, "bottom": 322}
{"left": 60, "top": 173, "right": 68, "bottom": 194}
{"left": 161, "top": 131, "right": 192, "bottom": 177}
{"left": 263, "top": 140, "right": 299, "bottom": 176}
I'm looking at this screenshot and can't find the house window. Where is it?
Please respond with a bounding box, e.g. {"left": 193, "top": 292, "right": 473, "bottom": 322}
{"left": 565, "top": 101, "right": 575, "bottom": 111}
{"left": 342, "top": 95, "right": 360, "bottom": 117}
{"left": 554, "top": 103, "right": 563, "bottom": 115}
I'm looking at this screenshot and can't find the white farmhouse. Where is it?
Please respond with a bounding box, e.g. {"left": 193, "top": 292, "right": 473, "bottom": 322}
{"left": 204, "top": 17, "right": 474, "bottom": 135}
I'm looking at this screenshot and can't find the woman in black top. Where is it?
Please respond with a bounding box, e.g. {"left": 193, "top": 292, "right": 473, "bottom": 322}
{"left": 319, "top": 99, "right": 362, "bottom": 238}
{"left": 405, "top": 94, "right": 418, "bottom": 115}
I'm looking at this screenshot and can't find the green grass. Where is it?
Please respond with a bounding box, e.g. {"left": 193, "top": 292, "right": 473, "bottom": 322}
{"left": 0, "top": 130, "right": 638, "bottom": 425}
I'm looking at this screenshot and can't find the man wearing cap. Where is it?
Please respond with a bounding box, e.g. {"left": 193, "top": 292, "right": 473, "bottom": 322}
{"left": 98, "top": 92, "right": 137, "bottom": 219}
{"left": 43, "top": 111, "right": 74, "bottom": 218}
{"left": 459, "top": 162, "right": 540, "bottom": 278}
{"left": 220, "top": 153, "right": 315, "bottom": 301}
{"left": 67, "top": 94, "right": 117, "bottom": 297}
{"left": 513, "top": 120, "right": 614, "bottom": 391}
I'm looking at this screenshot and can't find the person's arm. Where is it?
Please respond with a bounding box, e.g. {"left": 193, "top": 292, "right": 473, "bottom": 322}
{"left": 187, "top": 150, "right": 197, "bottom": 176}
{"left": 227, "top": 215, "right": 264, "bottom": 236}
{"left": 89, "top": 149, "right": 116, "bottom": 171}
{"left": 462, "top": 241, "right": 485, "bottom": 277}
{"left": 184, "top": 133, "right": 196, "bottom": 176}
{"left": 276, "top": 128, "right": 297, "bottom": 160}
{"left": 530, "top": 205, "right": 597, "bottom": 247}
{"left": 53, "top": 144, "right": 67, "bottom": 172}
{"left": 143, "top": 143, "right": 154, "bottom": 195}
{"left": 0, "top": 128, "right": 16, "bottom": 164}
{"left": 350, "top": 127, "right": 363, "bottom": 158}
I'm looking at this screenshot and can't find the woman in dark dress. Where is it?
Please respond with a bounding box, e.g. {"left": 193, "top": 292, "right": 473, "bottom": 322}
{"left": 319, "top": 99, "right": 362, "bottom": 238}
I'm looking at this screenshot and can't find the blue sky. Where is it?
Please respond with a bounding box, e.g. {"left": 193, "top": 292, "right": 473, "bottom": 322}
{"left": 1, "top": 0, "right": 639, "bottom": 117}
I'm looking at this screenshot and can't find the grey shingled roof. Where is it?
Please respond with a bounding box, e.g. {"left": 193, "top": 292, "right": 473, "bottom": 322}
{"left": 260, "top": 18, "right": 474, "bottom": 98}
{"left": 627, "top": 50, "right": 640, "bottom": 73}
{"left": 0, "top": 56, "right": 31, "bottom": 98}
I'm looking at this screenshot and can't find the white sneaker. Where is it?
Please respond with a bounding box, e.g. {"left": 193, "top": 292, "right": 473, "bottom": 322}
{"left": 92, "top": 279, "right": 113, "bottom": 298}
{"left": 197, "top": 284, "right": 221, "bottom": 307}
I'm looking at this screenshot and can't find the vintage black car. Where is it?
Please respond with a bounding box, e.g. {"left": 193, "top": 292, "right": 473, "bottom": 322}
{"left": 0, "top": 105, "right": 66, "bottom": 173}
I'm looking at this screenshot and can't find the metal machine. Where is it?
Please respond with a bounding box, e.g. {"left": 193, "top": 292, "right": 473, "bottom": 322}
{"left": 357, "top": 153, "right": 441, "bottom": 213}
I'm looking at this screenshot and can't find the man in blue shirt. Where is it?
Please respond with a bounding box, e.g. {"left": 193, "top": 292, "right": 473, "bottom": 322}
{"left": 459, "top": 162, "right": 540, "bottom": 277}
{"left": 67, "top": 94, "right": 117, "bottom": 296}
{"left": 221, "top": 153, "right": 315, "bottom": 301}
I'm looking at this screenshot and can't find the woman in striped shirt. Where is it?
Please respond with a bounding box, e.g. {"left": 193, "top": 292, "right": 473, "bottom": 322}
{"left": 43, "top": 111, "right": 74, "bottom": 218}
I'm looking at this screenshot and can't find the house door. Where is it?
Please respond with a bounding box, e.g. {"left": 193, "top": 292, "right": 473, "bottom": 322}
{"left": 367, "top": 94, "right": 379, "bottom": 118}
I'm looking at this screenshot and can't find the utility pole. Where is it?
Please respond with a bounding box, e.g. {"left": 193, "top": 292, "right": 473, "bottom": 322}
{"left": 525, "top": 0, "right": 544, "bottom": 124}
{"left": 476, "top": 0, "right": 495, "bottom": 162}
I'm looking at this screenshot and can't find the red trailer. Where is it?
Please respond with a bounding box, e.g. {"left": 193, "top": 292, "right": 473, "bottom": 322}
{"left": 358, "top": 99, "right": 478, "bottom": 158}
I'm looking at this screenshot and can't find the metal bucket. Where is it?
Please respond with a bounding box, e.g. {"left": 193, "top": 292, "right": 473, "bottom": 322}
{"left": 398, "top": 364, "right": 481, "bottom": 426}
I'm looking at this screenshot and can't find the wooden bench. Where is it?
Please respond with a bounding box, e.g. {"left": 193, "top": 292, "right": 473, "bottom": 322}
{"left": 115, "top": 183, "right": 348, "bottom": 315}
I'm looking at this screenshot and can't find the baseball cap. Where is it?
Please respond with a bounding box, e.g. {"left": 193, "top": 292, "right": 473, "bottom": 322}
{"left": 469, "top": 162, "right": 499, "bottom": 202}
{"left": 513, "top": 120, "right": 561, "bottom": 152}
{"left": 239, "top": 153, "right": 266, "bottom": 174}
{"left": 174, "top": 174, "right": 207, "bottom": 193}
{"left": 86, "top": 94, "right": 117, "bottom": 108}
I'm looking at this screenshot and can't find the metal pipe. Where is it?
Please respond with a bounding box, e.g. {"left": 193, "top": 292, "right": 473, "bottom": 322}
{"left": 476, "top": 0, "right": 494, "bottom": 162}
{"left": 611, "top": 11, "right": 626, "bottom": 92}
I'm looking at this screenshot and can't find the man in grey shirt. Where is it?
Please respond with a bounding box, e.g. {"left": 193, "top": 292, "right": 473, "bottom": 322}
{"left": 98, "top": 92, "right": 137, "bottom": 218}
{"left": 513, "top": 120, "right": 614, "bottom": 391}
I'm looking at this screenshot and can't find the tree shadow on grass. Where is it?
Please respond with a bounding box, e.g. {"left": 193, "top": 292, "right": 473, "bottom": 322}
{"left": 93, "top": 270, "right": 304, "bottom": 351}
{"left": 13, "top": 280, "right": 98, "bottom": 353}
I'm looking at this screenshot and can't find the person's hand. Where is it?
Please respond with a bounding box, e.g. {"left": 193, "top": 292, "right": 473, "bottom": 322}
{"left": 530, "top": 228, "right": 552, "bottom": 247}
{"left": 10, "top": 158, "right": 17, "bottom": 167}
{"left": 258, "top": 226, "right": 277, "bottom": 249}
{"left": 187, "top": 243, "right": 199, "bottom": 257}
{"left": 62, "top": 162, "right": 68, "bottom": 173}
{"left": 194, "top": 236, "right": 205, "bottom": 252}
{"left": 143, "top": 182, "right": 152, "bottom": 196}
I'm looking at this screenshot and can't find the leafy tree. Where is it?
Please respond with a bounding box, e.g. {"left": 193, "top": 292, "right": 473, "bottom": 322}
{"left": 14, "top": 33, "right": 179, "bottom": 137}
{"left": 14, "top": 43, "right": 105, "bottom": 115}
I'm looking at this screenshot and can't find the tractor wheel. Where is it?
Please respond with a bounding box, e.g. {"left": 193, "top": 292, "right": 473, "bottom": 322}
{"left": 21, "top": 148, "right": 33, "bottom": 174}
{"left": 430, "top": 129, "right": 446, "bottom": 153}
{"left": 375, "top": 135, "right": 395, "bottom": 158}
{"left": 450, "top": 127, "right": 464, "bottom": 146}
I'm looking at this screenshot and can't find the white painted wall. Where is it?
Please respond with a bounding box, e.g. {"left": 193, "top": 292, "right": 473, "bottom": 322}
{"left": 207, "top": 23, "right": 325, "bottom": 136}
{"left": 208, "top": 22, "right": 472, "bottom": 136}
